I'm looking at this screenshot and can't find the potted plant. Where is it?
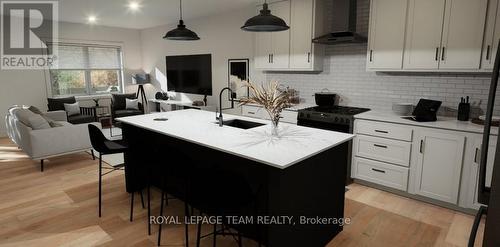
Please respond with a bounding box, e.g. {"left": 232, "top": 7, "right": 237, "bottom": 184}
{"left": 240, "top": 80, "right": 292, "bottom": 137}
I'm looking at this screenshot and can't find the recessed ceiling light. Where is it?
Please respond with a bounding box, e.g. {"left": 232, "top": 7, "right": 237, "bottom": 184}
{"left": 87, "top": 15, "right": 97, "bottom": 24}
{"left": 128, "top": 1, "right": 141, "bottom": 11}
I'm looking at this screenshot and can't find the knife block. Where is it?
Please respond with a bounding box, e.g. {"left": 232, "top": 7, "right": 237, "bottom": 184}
{"left": 457, "top": 102, "right": 470, "bottom": 121}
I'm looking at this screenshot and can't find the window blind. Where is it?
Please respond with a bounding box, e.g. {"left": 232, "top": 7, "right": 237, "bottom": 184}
{"left": 49, "top": 44, "right": 121, "bottom": 70}
{"left": 88, "top": 47, "right": 121, "bottom": 69}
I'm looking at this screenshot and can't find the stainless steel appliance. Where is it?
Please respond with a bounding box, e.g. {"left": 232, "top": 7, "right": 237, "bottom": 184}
{"left": 469, "top": 41, "right": 500, "bottom": 247}
{"left": 297, "top": 105, "right": 370, "bottom": 182}
{"left": 312, "top": 0, "right": 367, "bottom": 44}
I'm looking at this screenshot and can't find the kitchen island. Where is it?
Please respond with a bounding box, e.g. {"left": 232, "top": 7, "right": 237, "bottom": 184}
{"left": 118, "top": 109, "right": 353, "bottom": 246}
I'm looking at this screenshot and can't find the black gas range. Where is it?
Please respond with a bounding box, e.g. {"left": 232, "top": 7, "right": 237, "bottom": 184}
{"left": 297, "top": 105, "right": 370, "bottom": 133}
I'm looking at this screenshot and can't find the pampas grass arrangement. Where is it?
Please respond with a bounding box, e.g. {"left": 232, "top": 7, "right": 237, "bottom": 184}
{"left": 239, "top": 80, "right": 292, "bottom": 135}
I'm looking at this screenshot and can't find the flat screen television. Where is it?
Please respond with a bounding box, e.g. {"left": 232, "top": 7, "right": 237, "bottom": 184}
{"left": 166, "top": 54, "right": 212, "bottom": 96}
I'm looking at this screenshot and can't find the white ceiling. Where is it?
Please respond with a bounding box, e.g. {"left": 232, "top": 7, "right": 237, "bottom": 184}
{"left": 57, "top": 0, "right": 258, "bottom": 29}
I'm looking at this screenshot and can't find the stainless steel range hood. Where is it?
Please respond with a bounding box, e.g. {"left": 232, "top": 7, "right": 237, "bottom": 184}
{"left": 313, "top": 0, "right": 367, "bottom": 44}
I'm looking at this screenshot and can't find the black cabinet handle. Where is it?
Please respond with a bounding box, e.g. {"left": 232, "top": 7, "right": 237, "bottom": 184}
{"left": 435, "top": 47, "right": 439, "bottom": 61}
{"left": 371, "top": 168, "right": 386, "bottom": 173}
{"left": 374, "top": 129, "right": 388, "bottom": 134}
{"left": 374, "top": 144, "right": 388, "bottom": 149}
{"left": 486, "top": 45, "right": 491, "bottom": 60}
{"left": 307, "top": 52, "right": 311, "bottom": 63}
{"left": 268, "top": 54, "right": 271, "bottom": 63}
{"left": 420, "top": 140, "right": 424, "bottom": 153}
{"left": 474, "top": 147, "right": 480, "bottom": 163}
{"left": 248, "top": 111, "right": 255, "bottom": 115}
{"left": 271, "top": 54, "right": 274, "bottom": 63}
{"left": 441, "top": 47, "right": 445, "bottom": 61}
{"left": 369, "top": 50, "right": 373, "bottom": 62}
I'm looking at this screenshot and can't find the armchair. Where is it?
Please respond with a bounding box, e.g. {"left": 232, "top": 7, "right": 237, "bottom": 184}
{"left": 47, "top": 96, "right": 96, "bottom": 124}
{"left": 110, "top": 93, "right": 144, "bottom": 123}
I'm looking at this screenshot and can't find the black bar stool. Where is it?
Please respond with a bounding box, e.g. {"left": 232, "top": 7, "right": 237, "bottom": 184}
{"left": 156, "top": 169, "right": 191, "bottom": 246}
{"left": 88, "top": 124, "right": 145, "bottom": 219}
{"left": 190, "top": 168, "right": 262, "bottom": 247}
{"left": 146, "top": 148, "right": 193, "bottom": 246}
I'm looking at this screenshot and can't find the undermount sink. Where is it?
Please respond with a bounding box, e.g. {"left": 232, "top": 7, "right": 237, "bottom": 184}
{"left": 218, "top": 119, "right": 266, "bottom": 129}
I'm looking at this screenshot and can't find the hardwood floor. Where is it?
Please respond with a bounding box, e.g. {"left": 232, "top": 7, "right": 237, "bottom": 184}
{"left": 0, "top": 138, "right": 484, "bottom": 246}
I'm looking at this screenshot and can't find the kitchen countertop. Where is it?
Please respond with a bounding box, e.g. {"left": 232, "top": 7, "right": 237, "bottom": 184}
{"left": 355, "top": 111, "right": 498, "bottom": 135}
{"left": 117, "top": 109, "right": 353, "bottom": 169}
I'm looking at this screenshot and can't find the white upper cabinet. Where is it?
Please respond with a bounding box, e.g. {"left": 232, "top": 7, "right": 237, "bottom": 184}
{"left": 289, "top": 0, "right": 323, "bottom": 70}
{"left": 439, "top": 0, "right": 487, "bottom": 70}
{"left": 368, "top": 0, "right": 488, "bottom": 72}
{"left": 481, "top": 0, "right": 500, "bottom": 70}
{"left": 254, "top": 3, "right": 288, "bottom": 70}
{"left": 255, "top": 29, "right": 273, "bottom": 70}
{"left": 403, "top": 0, "right": 446, "bottom": 70}
{"left": 366, "top": 0, "right": 408, "bottom": 70}
{"left": 412, "top": 130, "right": 465, "bottom": 204}
{"left": 270, "top": 1, "right": 291, "bottom": 69}
{"left": 254, "top": 0, "right": 324, "bottom": 71}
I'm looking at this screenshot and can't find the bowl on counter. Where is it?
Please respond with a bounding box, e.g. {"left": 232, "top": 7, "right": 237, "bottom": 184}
{"left": 392, "top": 103, "right": 413, "bottom": 116}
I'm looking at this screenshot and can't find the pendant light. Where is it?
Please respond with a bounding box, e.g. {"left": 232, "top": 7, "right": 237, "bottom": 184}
{"left": 241, "top": 0, "right": 289, "bottom": 32}
{"left": 163, "top": 0, "right": 200, "bottom": 40}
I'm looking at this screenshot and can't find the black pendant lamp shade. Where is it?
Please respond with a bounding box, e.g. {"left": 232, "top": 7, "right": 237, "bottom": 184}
{"left": 163, "top": 0, "right": 200, "bottom": 40}
{"left": 241, "top": 2, "right": 289, "bottom": 32}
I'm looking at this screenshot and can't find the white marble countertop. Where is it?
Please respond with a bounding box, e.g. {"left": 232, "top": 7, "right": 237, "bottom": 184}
{"left": 355, "top": 111, "right": 498, "bottom": 135}
{"left": 117, "top": 109, "right": 353, "bottom": 169}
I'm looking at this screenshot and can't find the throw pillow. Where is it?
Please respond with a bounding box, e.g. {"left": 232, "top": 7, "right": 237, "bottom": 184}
{"left": 47, "top": 96, "right": 76, "bottom": 111}
{"left": 28, "top": 114, "right": 51, "bottom": 130}
{"left": 28, "top": 106, "right": 43, "bottom": 114}
{"left": 13, "top": 108, "right": 36, "bottom": 127}
{"left": 112, "top": 93, "right": 136, "bottom": 110}
{"left": 28, "top": 106, "right": 63, "bottom": 127}
{"left": 64, "top": 102, "right": 80, "bottom": 116}
{"left": 126, "top": 98, "right": 139, "bottom": 110}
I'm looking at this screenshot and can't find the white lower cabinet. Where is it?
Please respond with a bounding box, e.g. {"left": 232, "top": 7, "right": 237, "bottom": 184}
{"left": 411, "top": 130, "right": 465, "bottom": 204}
{"left": 355, "top": 135, "right": 412, "bottom": 167}
{"left": 352, "top": 120, "right": 412, "bottom": 192}
{"left": 241, "top": 105, "right": 298, "bottom": 124}
{"left": 353, "top": 119, "right": 494, "bottom": 210}
{"left": 353, "top": 157, "right": 409, "bottom": 191}
{"left": 461, "top": 135, "right": 497, "bottom": 209}
{"left": 242, "top": 105, "right": 264, "bottom": 118}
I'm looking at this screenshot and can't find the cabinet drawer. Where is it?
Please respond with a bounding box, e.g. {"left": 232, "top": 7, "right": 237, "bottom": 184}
{"left": 356, "top": 120, "right": 413, "bottom": 141}
{"left": 353, "top": 157, "right": 409, "bottom": 191}
{"left": 242, "top": 105, "right": 263, "bottom": 118}
{"left": 355, "top": 135, "right": 411, "bottom": 167}
{"left": 281, "top": 110, "right": 298, "bottom": 124}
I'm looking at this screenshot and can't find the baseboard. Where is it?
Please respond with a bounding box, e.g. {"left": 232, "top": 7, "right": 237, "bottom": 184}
{"left": 353, "top": 179, "right": 477, "bottom": 215}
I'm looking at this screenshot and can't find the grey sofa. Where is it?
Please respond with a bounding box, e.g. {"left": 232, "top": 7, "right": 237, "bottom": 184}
{"left": 5, "top": 105, "right": 100, "bottom": 171}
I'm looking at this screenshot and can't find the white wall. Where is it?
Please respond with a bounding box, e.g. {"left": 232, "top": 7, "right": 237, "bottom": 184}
{"left": 140, "top": 7, "right": 264, "bottom": 109}
{"left": 0, "top": 21, "right": 142, "bottom": 136}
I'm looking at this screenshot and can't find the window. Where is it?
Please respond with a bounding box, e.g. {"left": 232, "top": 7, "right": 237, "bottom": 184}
{"left": 48, "top": 44, "right": 123, "bottom": 96}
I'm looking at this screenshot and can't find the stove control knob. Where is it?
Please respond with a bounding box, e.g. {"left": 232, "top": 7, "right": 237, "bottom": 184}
{"left": 334, "top": 117, "right": 339, "bottom": 122}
